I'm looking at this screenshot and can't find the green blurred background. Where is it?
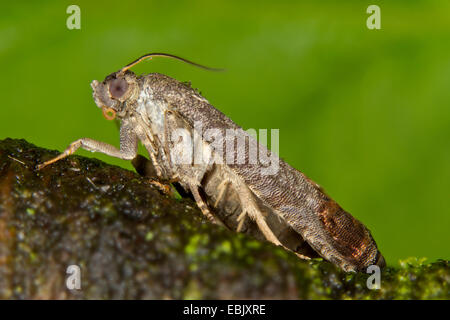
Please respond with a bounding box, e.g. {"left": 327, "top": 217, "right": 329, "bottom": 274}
{"left": 1, "top": 0, "right": 449, "bottom": 265}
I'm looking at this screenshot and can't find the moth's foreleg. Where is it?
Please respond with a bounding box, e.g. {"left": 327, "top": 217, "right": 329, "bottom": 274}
{"left": 37, "top": 122, "right": 138, "bottom": 169}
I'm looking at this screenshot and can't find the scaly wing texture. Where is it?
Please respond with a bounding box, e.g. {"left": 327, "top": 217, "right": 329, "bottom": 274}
{"left": 144, "top": 73, "right": 383, "bottom": 272}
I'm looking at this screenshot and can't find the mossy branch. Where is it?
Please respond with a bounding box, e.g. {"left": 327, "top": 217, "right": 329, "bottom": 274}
{"left": 0, "top": 138, "right": 448, "bottom": 299}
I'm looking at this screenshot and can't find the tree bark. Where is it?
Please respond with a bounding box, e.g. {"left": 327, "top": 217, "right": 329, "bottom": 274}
{"left": 0, "top": 138, "right": 448, "bottom": 299}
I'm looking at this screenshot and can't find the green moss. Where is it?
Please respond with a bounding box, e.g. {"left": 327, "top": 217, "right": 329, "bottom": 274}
{"left": 145, "top": 231, "right": 155, "bottom": 242}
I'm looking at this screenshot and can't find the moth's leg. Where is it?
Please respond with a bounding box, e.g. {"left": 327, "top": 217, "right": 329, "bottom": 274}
{"left": 235, "top": 184, "right": 283, "bottom": 247}
{"left": 145, "top": 145, "right": 169, "bottom": 182}
{"left": 236, "top": 210, "right": 248, "bottom": 232}
{"left": 131, "top": 154, "right": 174, "bottom": 195}
{"left": 252, "top": 210, "right": 282, "bottom": 246}
{"left": 189, "top": 184, "right": 224, "bottom": 226}
{"left": 163, "top": 110, "right": 173, "bottom": 167}
{"left": 162, "top": 109, "right": 185, "bottom": 170}
{"left": 133, "top": 116, "right": 168, "bottom": 181}
{"left": 148, "top": 180, "right": 174, "bottom": 195}
{"left": 214, "top": 180, "right": 230, "bottom": 207}
{"left": 37, "top": 121, "right": 138, "bottom": 170}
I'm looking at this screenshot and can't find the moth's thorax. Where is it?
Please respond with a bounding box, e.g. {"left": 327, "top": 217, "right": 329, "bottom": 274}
{"left": 137, "top": 80, "right": 169, "bottom": 135}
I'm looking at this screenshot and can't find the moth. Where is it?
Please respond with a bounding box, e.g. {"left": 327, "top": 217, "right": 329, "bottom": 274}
{"left": 38, "top": 53, "right": 385, "bottom": 272}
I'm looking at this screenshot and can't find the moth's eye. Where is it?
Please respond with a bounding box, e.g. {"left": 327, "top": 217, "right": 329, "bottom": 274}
{"left": 109, "top": 78, "right": 128, "bottom": 99}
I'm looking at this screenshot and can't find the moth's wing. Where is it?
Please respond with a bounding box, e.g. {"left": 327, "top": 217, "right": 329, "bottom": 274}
{"left": 241, "top": 158, "right": 384, "bottom": 272}
{"left": 147, "top": 73, "right": 384, "bottom": 271}
{"left": 252, "top": 195, "right": 321, "bottom": 260}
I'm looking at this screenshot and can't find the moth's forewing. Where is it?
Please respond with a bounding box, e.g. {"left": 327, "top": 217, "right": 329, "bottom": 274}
{"left": 136, "top": 73, "right": 384, "bottom": 272}
{"left": 241, "top": 160, "right": 384, "bottom": 272}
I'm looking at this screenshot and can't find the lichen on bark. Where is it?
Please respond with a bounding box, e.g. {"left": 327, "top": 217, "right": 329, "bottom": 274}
{"left": 0, "top": 138, "right": 448, "bottom": 299}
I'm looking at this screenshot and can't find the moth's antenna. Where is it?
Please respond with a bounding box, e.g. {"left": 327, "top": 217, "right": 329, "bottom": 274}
{"left": 118, "top": 53, "right": 224, "bottom": 74}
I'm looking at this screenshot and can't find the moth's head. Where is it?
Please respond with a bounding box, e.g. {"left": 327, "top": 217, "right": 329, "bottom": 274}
{"left": 90, "top": 53, "right": 219, "bottom": 121}
{"left": 91, "top": 70, "right": 139, "bottom": 121}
